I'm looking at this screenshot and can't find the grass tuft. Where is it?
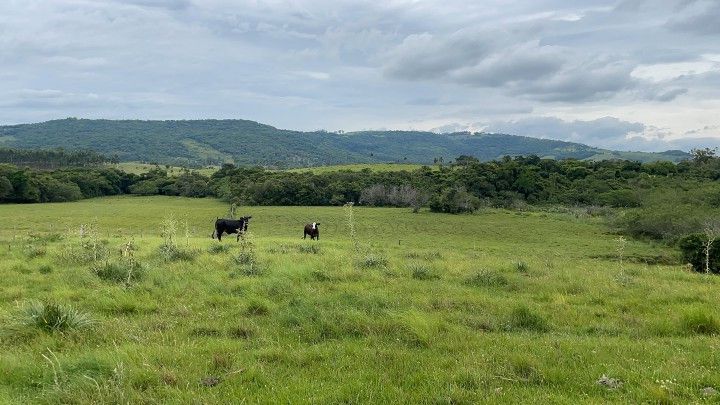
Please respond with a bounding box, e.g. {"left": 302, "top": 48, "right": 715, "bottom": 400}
{"left": 514, "top": 261, "right": 529, "bottom": 273}
{"left": 505, "top": 305, "right": 549, "bottom": 332}
{"left": 408, "top": 263, "right": 439, "bottom": 280}
{"left": 358, "top": 254, "right": 388, "bottom": 269}
{"left": 680, "top": 310, "right": 719, "bottom": 335}
{"left": 38, "top": 264, "right": 53, "bottom": 274}
{"left": 16, "top": 301, "right": 95, "bottom": 333}
{"left": 298, "top": 244, "right": 321, "bottom": 254}
{"left": 93, "top": 261, "right": 145, "bottom": 284}
{"left": 207, "top": 244, "right": 231, "bottom": 254}
{"left": 465, "top": 269, "right": 508, "bottom": 288}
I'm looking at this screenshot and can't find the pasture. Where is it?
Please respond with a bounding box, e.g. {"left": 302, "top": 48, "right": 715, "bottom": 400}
{"left": 113, "top": 162, "right": 219, "bottom": 176}
{"left": 286, "top": 163, "right": 429, "bottom": 173}
{"left": 0, "top": 196, "right": 719, "bottom": 403}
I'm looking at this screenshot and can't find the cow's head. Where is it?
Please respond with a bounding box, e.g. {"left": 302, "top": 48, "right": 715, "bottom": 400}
{"left": 312, "top": 222, "right": 320, "bottom": 230}
{"left": 242, "top": 216, "right": 252, "bottom": 231}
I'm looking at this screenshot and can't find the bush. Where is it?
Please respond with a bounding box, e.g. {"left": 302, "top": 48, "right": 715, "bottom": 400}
{"left": 158, "top": 244, "right": 194, "bottom": 262}
{"left": 616, "top": 206, "right": 703, "bottom": 241}
{"left": 17, "top": 301, "right": 94, "bottom": 333}
{"left": 678, "top": 233, "right": 720, "bottom": 273}
{"left": 599, "top": 189, "right": 642, "bottom": 208}
{"left": 429, "top": 187, "right": 481, "bottom": 214}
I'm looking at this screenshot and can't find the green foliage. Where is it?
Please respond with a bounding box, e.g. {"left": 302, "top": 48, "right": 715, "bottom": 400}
{"left": 678, "top": 234, "right": 720, "bottom": 273}
{"left": 92, "top": 261, "right": 145, "bottom": 284}
{"left": 408, "top": 263, "right": 439, "bottom": 280}
{"left": 429, "top": 187, "right": 481, "bottom": 214}
{"left": 207, "top": 243, "right": 231, "bottom": 254}
{"left": 358, "top": 254, "right": 389, "bottom": 269}
{"left": 0, "top": 118, "right": 685, "bottom": 167}
{"left": 16, "top": 301, "right": 94, "bottom": 333}
{"left": 680, "top": 310, "right": 719, "bottom": 335}
{"left": 513, "top": 261, "right": 529, "bottom": 273}
{"left": 297, "top": 244, "right": 321, "bottom": 254}
{"left": 465, "top": 270, "right": 509, "bottom": 288}
{"left": 505, "top": 305, "right": 549, "bottom": 332}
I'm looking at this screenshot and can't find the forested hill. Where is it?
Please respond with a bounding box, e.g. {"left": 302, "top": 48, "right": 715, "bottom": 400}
{"left": 0, "top": 118, "right": 687, "bottom": 167}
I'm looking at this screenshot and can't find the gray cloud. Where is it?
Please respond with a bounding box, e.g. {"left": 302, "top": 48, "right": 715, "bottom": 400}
{"left": 483, "top": 116, "right": 646, "bottom": 148}
{"left": 667, "top": 1, "right": 720, "bottom": 35}
{"left": 0, "top": 0, "right": 717, "bottom": 151}
{"left": 384, "top": 31, "right": 492, "bottom": 80}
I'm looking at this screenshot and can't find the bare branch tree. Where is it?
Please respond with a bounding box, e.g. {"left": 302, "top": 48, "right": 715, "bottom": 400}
{"left": 703, "top": 220, "right": 720, "bottom": 274}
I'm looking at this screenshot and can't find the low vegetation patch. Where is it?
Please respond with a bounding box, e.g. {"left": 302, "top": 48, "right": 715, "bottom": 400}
{"left": 408, "top": 263, "right": 439, "bottom": 280}
{"left": 208, "top": 243, "right": 231, "bottom": 254}
{"left": 680, "top": 310, "right": 719, "bottom": 335}
{"left": 92, "top": 260, "right": 145, "bottom": 284}
{"left": 465, "top": 269, "right": 509, "bottom": 288}
{"left": 297, "top": 244, "right": 321, "bottom": 254}
{"left": 505, "top": 305, "right": 549, "bottom": 332}
{"left": 358, "top": 254, "right": 388, "bottom": 269}
{"left": 14, "top": 301, "right": 95, "bottom": 333}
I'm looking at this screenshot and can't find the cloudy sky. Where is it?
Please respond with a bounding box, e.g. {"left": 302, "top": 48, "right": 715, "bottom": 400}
{"left": 1, "top": 0, "right": 719, "bottom": 151}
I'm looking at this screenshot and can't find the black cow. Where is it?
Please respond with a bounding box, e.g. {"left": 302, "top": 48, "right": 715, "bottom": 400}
{"left": 303, "top": 222, "right": 320, "bottom": 240}
{"left": 213, "top": 216, "right": 252, "bottom": 241}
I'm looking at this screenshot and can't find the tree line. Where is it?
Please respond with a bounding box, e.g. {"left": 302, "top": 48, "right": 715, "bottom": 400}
{"left": 0, "top": 147, "right": 115, "bottom": 170}
{"left": 3, "top": 150, "right": 720, "bottom": 273}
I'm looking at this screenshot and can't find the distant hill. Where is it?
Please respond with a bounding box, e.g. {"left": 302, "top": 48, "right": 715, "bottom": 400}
{"left": 0, "top": 118, "right": 688, "bottom": 167}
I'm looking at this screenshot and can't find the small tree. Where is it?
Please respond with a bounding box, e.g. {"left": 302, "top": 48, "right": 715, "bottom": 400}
{"left": 703, "top": 220, "right": 720, "bottom": 274}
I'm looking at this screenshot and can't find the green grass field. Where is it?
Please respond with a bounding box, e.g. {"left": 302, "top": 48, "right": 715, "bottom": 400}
{"left": 113, "top": 162, "right": 219, "bottom": 176}
{"left": 1, "top": 196, "right": 719, "bottom": 403}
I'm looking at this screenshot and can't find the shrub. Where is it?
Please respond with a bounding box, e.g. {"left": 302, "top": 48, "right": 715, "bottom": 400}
{"left": 465, "top": 270, "right": 508, "bottom": 288}
{"left": 678, "top": 233, "right": 720, "bottom": 273}
{"left": 359, "top": 184, "right": 429, "bottom": 209}
{"left": 616, "top": 206, "right": 703, "bottom": 241}
{"left": 17, "top": 301, "right": 94, "bottom": 333}
{"left": 429, "top": 187, "right": 481, "bottom": 214}
{"left": 505, "top": 305, "right": 548, "bottom": 332}
{"left": 680, "top": 310, "right": 719, "bottom": 335}
{"left": 599, "top": 189, "right": 642, "bottom": 208}
{"left": 233, "top": 251, "right": 255, "bottom": 265}
{"left": 158, "top": 244, "right": 195, "bottom": 262}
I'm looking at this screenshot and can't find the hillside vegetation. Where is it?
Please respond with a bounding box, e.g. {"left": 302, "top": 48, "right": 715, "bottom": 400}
{"left": 1, "top": 196, "right": 718, "bottom": 403}
{"left": 0, "top": 118, "right": 686, "bottom": 167}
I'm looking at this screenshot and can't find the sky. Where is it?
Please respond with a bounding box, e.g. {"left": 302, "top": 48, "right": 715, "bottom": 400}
{"left": 1, "top": 0, "right": 719, "bottom": 152}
